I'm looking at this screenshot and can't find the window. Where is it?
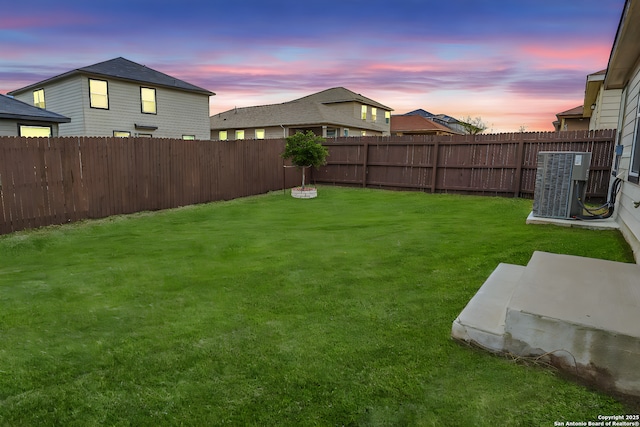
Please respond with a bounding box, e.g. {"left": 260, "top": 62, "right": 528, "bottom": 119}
{"left": 361, "top": 105, "right": 367, "bottom": 120}
{"left": 371, "top": 108, "right": 377, "bottom": 122}
{"left": 344, "top": 128, "right": 349, "bottom": 137}
{"left": 113, "top": 131, "right": 131, "bottom": 137}
{"left": 89, "top": 79, "right": 109, "bottom": 109}
{"left": 19, "top": 125, "right": 51, "bottom": 137}
{"left": 255, "top": 129, "right": 265, "bottom": 139}
{"left": 385, "top": 111, "right": 391, "bottom": 124}
{"left": 137, "top": 133, "right": 152, "bottom": 137}
{"left": 219, "top": 130, "right": 228, "bottom": 141}
{"left": 235, "top": 130, "right": 245, "bottom": 140}
{"left": 327, "top": 129, "right": 336, "bottom": 138}
{"left": 141, "top": 87, "right": 157, "bottom": 114}
{"left": 33, "top": 89, "right": 45, "bottom": 109}
{"left": 361, "top": 130, "right": 366, "bottom": 136}
{"left": 182, "top": 135, "right": 195, "bottom": 140}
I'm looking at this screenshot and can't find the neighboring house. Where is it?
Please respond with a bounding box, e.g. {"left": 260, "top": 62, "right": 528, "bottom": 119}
{"left": 390, "top": 114, "right": 463, "bottom": 136}
{"left": 210, "top": 87, "right": 392, "bottom": 140}
{"left": 403, "top": 109, "right": 467, "bottom": 134}
{"left": 8, "top": 57, "right": 214, "bottom": 140}
{"left": 0, "top": 93, "right": 70, "bottom": 137}
{"left": 583, "top": 70, "right": 622, "bottom": 130}
{"left": 604, "top": 0, "right": 640, "bottom": 260}
{"left": 552, "top": 106, "right": 589, "bottom": 131}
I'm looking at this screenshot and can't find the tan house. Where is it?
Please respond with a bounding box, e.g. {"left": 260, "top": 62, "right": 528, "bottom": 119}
{"left": 605, "top": 0, "right": 640, "bottom": 259}
{"left": 0, "top": 93, "right": 70, "bottom": 137}
{"left": 210, "top": 87, "right": 392, "bottom": 140}
{"left": 8, "top": 57, "right": 214, "bottom": 140}
{"left": 583, "top": 70, "right": 622, "bottom": 130}
{"left": 552, "top": 105, "right": 589, "bottom": 131}
{"left": 390, "top": 114, "right": 463, "bottom": 136}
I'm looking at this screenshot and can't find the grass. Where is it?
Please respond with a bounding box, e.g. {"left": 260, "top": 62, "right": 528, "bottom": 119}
{"left": 0, "top": 186, "right": 636, "bottom": 426}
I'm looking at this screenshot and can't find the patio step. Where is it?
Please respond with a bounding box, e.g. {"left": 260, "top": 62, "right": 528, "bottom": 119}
{"left": 452, "top": 251, "right": 640, "bottom": 397}
{"left": 451, "top": 263, "right": 525, "bottom": 352}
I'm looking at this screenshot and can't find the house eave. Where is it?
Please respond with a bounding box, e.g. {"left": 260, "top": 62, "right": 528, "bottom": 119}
{"left": 584, "top": 73, "right": 605, "bottom": 118}
{"left": 0, "top": 112, "right": 71, "bottom": 123}
{"left": 604, "top": 0, "right": 640, "bottom": 89}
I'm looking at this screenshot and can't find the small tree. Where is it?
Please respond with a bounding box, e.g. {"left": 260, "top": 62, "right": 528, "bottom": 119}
{"left": 281, "top": 131, "right": 329, "bottom": 189}
{"left": 460, "top": 116, "right": 488, "bottom": 135}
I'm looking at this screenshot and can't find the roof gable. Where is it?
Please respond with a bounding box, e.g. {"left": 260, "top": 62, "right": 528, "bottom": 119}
{"left": 403, "top": 109, "right": 434, "bottom": 117}
{"left": 0, "top": 94, "right": 70, "bottom": 123}
{"left": 292, "top": 87, "right": 392, "bottom": 111}
{"left": 556, "top": 105, "right": 584, "bottom": 118}
{"left": 9, "top": 57, "right": 214, "bottom": 96}
{"left": 391, "top": 115, "right": 460, "bottom": 134}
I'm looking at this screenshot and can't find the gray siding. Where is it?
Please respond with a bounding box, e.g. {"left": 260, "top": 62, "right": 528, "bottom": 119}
{"left": 0, "top": 120, "right": 17, "bottom": 136}
{"left": 14, "top": 75, "right": 211, "bottom": 139}
{"left": 615, "top": 65, "right": 640, "bottom": 261}
{"left": 0, "top": 119, "right": 60, "bottom": 137}
{"left": 79, "top": 77, "right": 210, "bottom": 139}
{"left": 13, "top": 76, "right": 86, "bottom": 136}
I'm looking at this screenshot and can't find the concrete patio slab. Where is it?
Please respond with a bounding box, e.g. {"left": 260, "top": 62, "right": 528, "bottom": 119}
{"left": 526, "top": 212, "right": 620, "bottom": 230}
{"left": 452, "top": 251, "right": 640, "bottom": 397}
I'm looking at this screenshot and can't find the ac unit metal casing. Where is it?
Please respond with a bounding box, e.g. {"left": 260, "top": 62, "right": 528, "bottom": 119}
{"left": 532, "top": 151, "right": 591, "bottom": 219}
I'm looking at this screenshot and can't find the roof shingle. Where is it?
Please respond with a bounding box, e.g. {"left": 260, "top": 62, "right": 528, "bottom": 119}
{"left": 0, "top": 94, "right": 70, "bottom": 123}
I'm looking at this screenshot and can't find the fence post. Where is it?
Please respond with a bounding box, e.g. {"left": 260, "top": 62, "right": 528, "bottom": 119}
{"left": 362, "top": 142, "right": 369, "bottom": 187}
{"left": 513, "top": 133, "right": 526, "bottom": 198}
{"left": 430, "top": 139, "right": 439, "bottom": 193}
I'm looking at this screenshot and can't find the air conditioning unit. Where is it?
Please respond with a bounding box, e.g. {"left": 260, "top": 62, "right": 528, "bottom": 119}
{"left": 532, "top": 151, "right": 591, "bottom": 219}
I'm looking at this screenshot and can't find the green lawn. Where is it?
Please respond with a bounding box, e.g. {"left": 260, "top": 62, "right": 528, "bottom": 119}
{"left": 0, "top": 187, "right": 636, "bottom": 426}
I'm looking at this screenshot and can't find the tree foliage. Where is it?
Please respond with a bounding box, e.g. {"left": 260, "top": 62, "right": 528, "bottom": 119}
{"left": 281, "top": 131, "right": 329, "bottom": 169}
{"left": 460, "top": 116, "right": 489, "bottom": 135}
{"left": 281, "top": 131, "right": 329, "bottom": 189}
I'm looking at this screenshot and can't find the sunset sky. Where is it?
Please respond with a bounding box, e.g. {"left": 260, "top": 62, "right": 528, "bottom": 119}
{"left": 0, "top": 0, "right": 625, "bottom": 132}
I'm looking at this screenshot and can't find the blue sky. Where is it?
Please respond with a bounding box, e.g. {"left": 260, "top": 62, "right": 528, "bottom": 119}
{"left": 0, "top": 0, "right": 625, "bottom": 131}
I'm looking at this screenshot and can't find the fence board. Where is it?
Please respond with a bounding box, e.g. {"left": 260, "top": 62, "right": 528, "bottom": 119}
{"left": 0, "top": 130, "right": 615, "bottom": 235}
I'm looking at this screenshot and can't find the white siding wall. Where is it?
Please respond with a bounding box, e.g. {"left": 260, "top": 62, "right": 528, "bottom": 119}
{"left": 590, "top": 87, "right": 622, "bottom": 130}
{"left": 615, "top": 66, "right": 640, "bottom": 261}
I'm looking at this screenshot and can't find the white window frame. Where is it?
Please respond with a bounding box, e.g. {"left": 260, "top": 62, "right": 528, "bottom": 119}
{"left": 113, "top": 131, "right": 131, "bottom": 137}
{"left": 255, "top": 129, "right": 265, "bottom": 139}
{"left": 235, "top": 130, "right": 245, "bottom": 140}
{"left": 182, "top": 135, "right": 195, "bottom": 140}
{"left": 361, "top": 105, "right": 367, "bottom": 120}
{"left": 219, "top": 130, "right": 228, "bottom": 141}
{"left": 385, "top": 111, "right": 391, "bottom": 124}
{"left": 344, "top": 128, "right": 349, "bottom": 137}
{"left": 371, "top": 107, "right": 377, "bottom": 122}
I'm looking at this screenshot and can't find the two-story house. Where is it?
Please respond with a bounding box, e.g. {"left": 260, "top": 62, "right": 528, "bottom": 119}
{"left": 8, "top": 57, "right": 214, "bottom": 140}
{"left": 0, "top": 94, "right": 70, "bottom": 137}
{"left": 210, "top": 87, "right": 392, "bottom": 140}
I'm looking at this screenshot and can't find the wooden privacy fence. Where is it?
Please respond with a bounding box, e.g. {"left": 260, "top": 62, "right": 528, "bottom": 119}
{"left": 0, "top": 136, "right": 300, "bottom": 235}
{"left": 312, "top": 129, "right": 616, "bottom": 199}
{"left": 0, "top": 130, "right": 616, "bottom": 235}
